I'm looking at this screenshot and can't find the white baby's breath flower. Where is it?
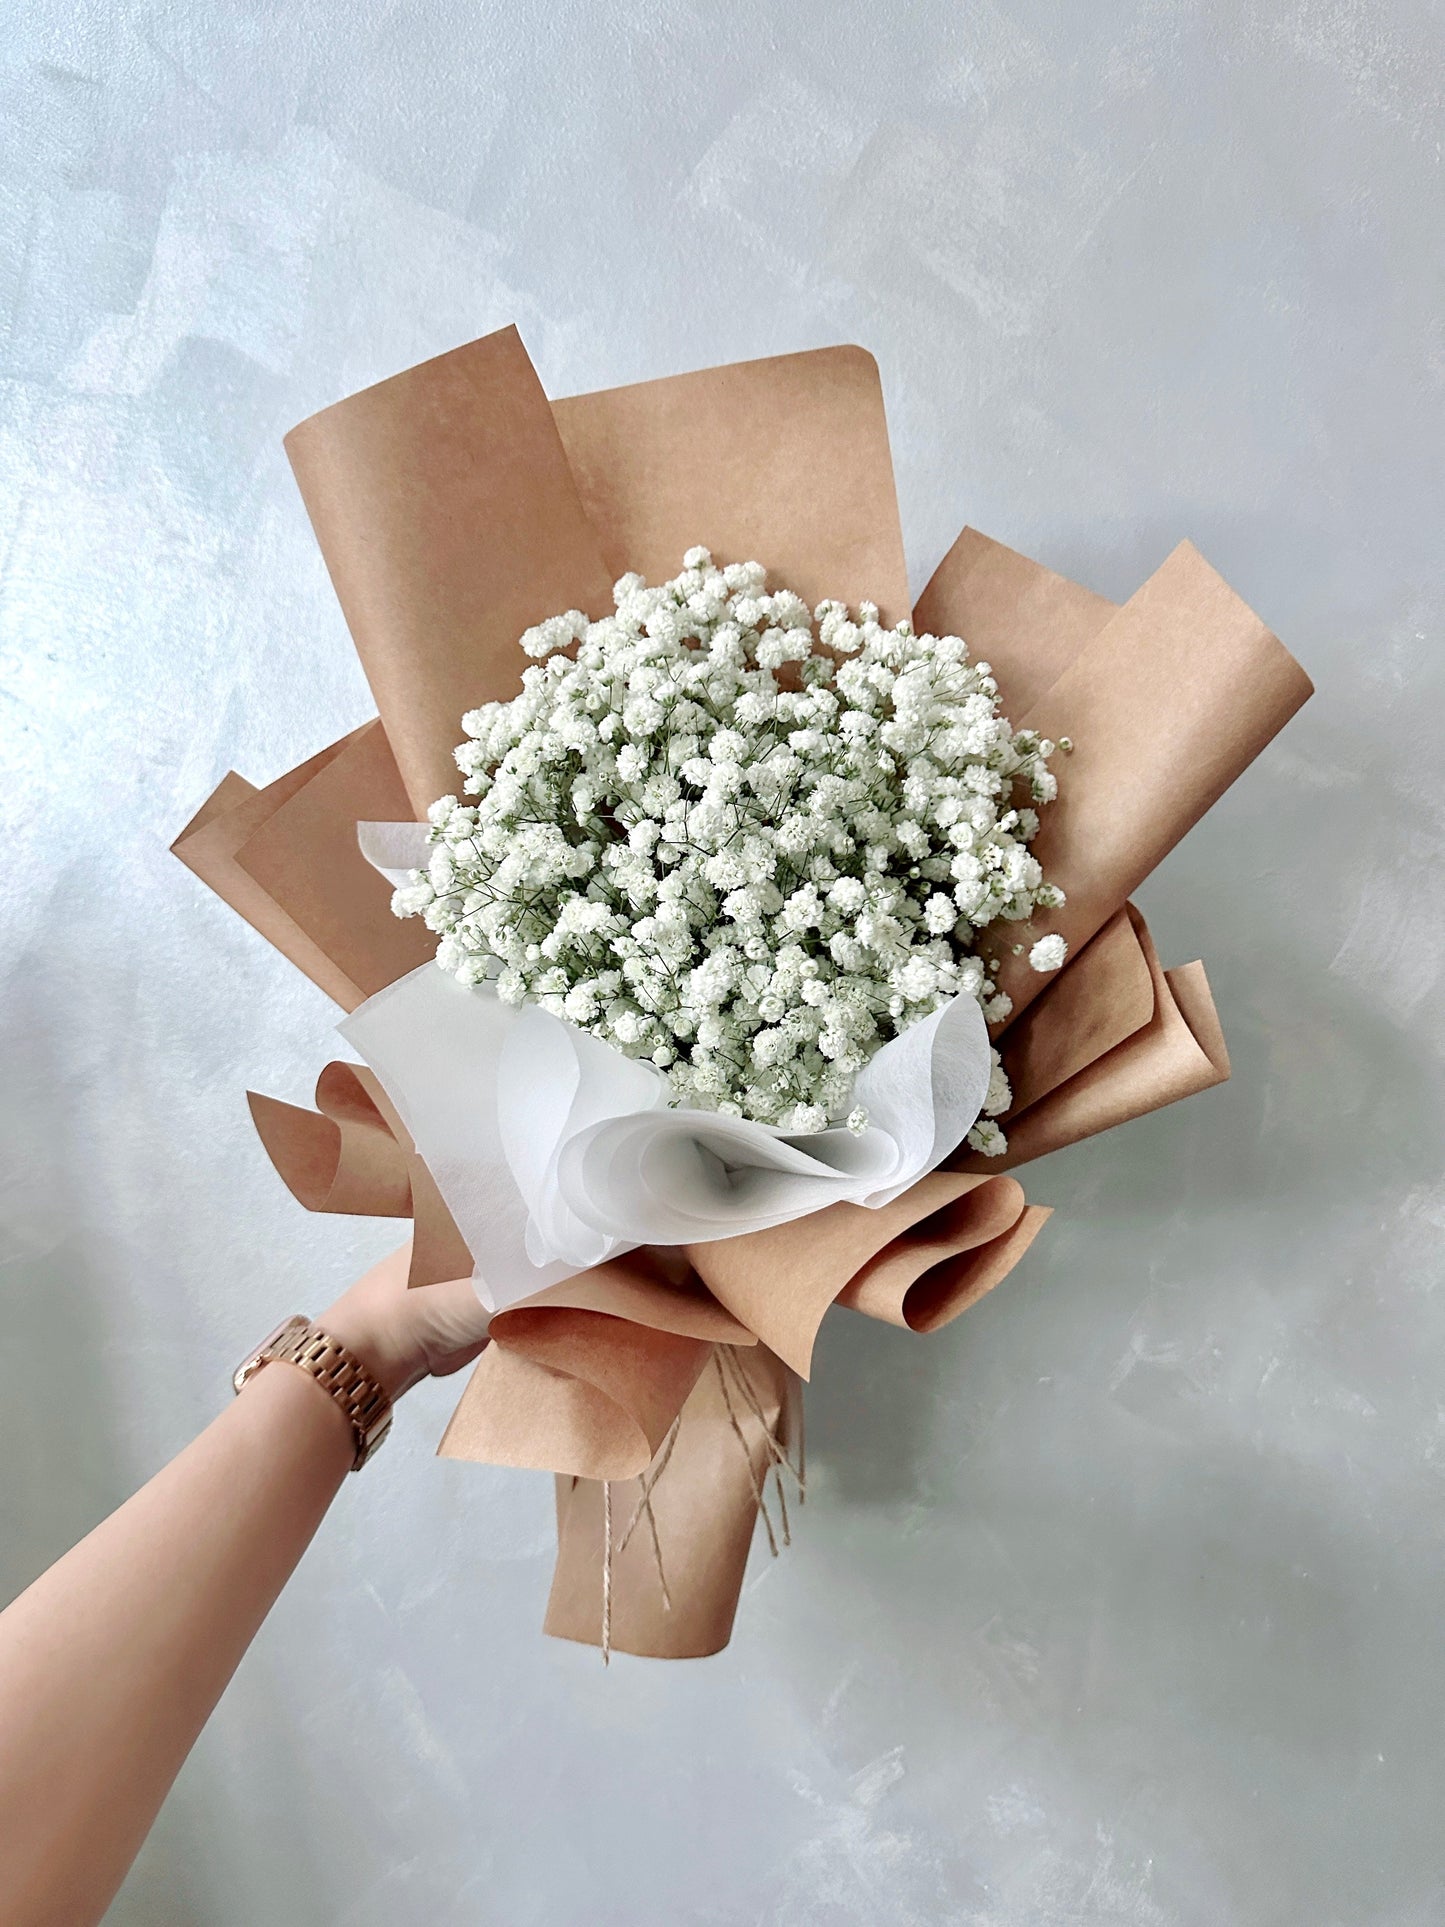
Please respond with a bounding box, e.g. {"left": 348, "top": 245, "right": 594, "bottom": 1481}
{"left": 391, "top": 881, "right": 435, "bottom": 917}
{"left": 965, "top": 1118, "right": 1008, "bottom": 1158}
{"left": 1028, "top": 933, "right": 1068, "bottom": 972}
{"left": 392, "top": 549, "right": 1063, "bottom": 1140}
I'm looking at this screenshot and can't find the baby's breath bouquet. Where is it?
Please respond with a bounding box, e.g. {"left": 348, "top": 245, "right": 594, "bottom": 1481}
{"left": 177, "top": 324, "right": 1310, "bottom": 1660}
{"left": 393, "top": 550, "right": 1067, "bottom": 1155}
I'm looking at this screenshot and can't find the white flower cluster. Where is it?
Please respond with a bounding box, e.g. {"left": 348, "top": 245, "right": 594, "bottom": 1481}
{"left": 392, "top": 551, "right": 1066, "bottom": 1151}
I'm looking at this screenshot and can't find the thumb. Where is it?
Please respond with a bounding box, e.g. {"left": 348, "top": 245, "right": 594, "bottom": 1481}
{"left": 406, "top": 1272, "right": 493, "bottom": 1381}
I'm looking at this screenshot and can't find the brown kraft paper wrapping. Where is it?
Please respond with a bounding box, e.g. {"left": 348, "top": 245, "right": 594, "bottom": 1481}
{"left": 232, "top": 721, "right": 432, "bottom": 1002}
{"left": 172, "top": 739, "right": 364, "bottom": 1008}
{"left": 683, "top": 1170, "right": 1039, "bottom": 1378}
{"left": 173, "top": 328, "right": 1313, "bottom": 1658}
{"left": 247, "top": 1064, "right": 412, "bottom": 1220}
{"left": 914, "top": 527, "right": 1117, "bottom": 717}
{"left": 994, "top": 906, "right": 1156, "bottom": 1115}
{"left": 439, "top": 1259, "right": 757, "bottom": 1481}
{"left": 552, "top": 345, "right": 910, "bottom": 627}
{"left": 918, "top": 531, "right": 1312, "bottom": 1029}
{"left": 171, "top": 724, "right": 432, "bottom": 1011}
{"left": 545, "top": 1346, "right": 796, "bottom": 1660}
{"left": 248, "top": 1058, "right": 471, "bottom": 1287}
{"left": 242, "top": 1043, "right": 1051, "bottom": 1654}
{"left": 976, "top": 910, "right": 1231, "bottom": 1172}
{"left": 285, "top": 325, "right": 616, "bottom": 816}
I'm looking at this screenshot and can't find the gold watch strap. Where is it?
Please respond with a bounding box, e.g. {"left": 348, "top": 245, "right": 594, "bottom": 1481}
{"left": 233, "top": 1316, "right": 393, "bottom": 1471}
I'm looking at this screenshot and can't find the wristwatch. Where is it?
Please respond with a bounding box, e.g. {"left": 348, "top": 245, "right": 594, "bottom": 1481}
{"left": 233, "top": 1316, "right": 393, "bottom": 1471}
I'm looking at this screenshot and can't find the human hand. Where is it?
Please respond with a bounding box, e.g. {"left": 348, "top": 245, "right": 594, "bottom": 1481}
{"left": 319, "top": 1243, "right": 490, "bottom": 1401}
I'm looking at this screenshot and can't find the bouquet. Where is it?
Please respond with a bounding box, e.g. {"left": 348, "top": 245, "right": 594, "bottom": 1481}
{"left": 174, "top": 326, "right": 1311, "bottom": 1658}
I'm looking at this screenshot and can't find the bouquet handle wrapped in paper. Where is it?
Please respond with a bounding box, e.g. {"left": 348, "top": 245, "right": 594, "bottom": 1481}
{"left": 174, "top": 326, "right": 1310, "bottom": 1658}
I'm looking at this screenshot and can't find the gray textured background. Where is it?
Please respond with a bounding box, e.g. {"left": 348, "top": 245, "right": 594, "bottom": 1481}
{"left": 3, "top": 2, "right": 1443, "bottom": 1922}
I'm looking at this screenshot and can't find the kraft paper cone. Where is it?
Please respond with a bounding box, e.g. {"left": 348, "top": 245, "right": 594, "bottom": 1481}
{"left": 840, "top": 1203, "right": 1053, "bottom": 1330}
{"left": 246, "top": 1082, "right": 411, "bottom": 1218}
{"left": 439, "top": 1258, "right": 755, "bottom": 1480}
{"left": 1165, "top": 956, "right": 1230, "bottom": 1076}
{"left": 233, "top": 721, "right": 432, "bottom": 1006}
{"left": 996, "top": 542, "right": 1312, "bottom": 1026}
{"left": 685, "top": 1169, "right": 1036, "bottom": 1377}
{"left": 171, "top": 740, "right": 365, "bottom": 1007}
{"left": 914, "top": 527, "right": 1116, "bottom": 717}
{"left": 544, "top": 1345, "right": 794, "bottom": 1659}
{"left": 552, "top": 344, "right": 910, "bottom": 626}
{"left": 998, "top": 906, "right": 1155, "bottom": 1114}
{"left": 247, "top": 1058, "right": 472, "bottom": 1284}
{"left": 963, "top": 906, "right": 1231, "bottom": 1172}
{"left": 834, "top": 1179, "right": 1040, "bottom": 1331}
{"left": 285, "top": 325, "right": 616, "bottom": 816}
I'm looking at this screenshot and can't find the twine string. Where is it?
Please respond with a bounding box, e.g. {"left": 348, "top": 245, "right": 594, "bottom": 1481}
{"left": 721, "top": 1346, "right": 806, "bottom": 1491}
{"left": 713, "top": 1351, "right": 780, "bottom": 1557}
{"left": 719, "top": 1346, "right": 807, "bottom": 1544}
{"left": 796, "top": 1374, "right": 806, "bottom": 1505}
{"left": 601, "top": 1478, "right": 613, "bottom": 1666}
{"left": 595, "top": 1344, "right": 806, "bottom": 1658}
{"left": 719, "top": 1349, "right": 790, "bottom": 1545}
{"left": 616, "top": 1414, "right": 682, "bottom": 1611}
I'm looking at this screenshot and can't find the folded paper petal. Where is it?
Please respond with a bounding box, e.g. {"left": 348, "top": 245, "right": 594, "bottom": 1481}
{"left": 998, "top": 905, "right": 1155, "bottom": 1113}
{"left": 172, "top": 743, "right": 364, "bottom": 1008}
{"left": 1003, "top": 544, "right": 1311, "bottom": 1027}
{"left": 171, "top": 726, "right": 432, "bottom": 1011}
{"left": 838, "top": 1199, "right": 1052, "bottom": 1332}
{"left": 684, "top": 1167, "right": 1032, "bottom": 1376}
{"left": 917, "top": 532, "right": 1311, "bottom": 1033}
{"left": 232, "top": 721, "right": 433, "bottom": 1001}
{"left": 245, "top": 1085, "right": 411, "bottom": 1218}
{"left": 914, "top": 527, "right": 1115, "bottom": 718}
{"left": 285, "top": 325, "right": 617, "bottom": 815}
{"left": 246, "top": 1059, "right": 473, "bottom": 1287}
{"left": 956, "top": 906, "right": 1231, "bottom": 1172}
{"left": 552, "top": 344, "right": 910, "bottom": 626}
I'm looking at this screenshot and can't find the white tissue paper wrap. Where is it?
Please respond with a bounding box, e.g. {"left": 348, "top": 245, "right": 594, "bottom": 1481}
{"left": 347, "top": 821, "right": 994, "bottom": 1310}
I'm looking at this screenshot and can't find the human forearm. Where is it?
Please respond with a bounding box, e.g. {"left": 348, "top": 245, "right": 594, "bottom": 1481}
{"left": 0, "top": 1359, "right": 354, "bottom": 1927}
{"left": 0, "top": 1247, "right": 488, "bottom": 1927}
